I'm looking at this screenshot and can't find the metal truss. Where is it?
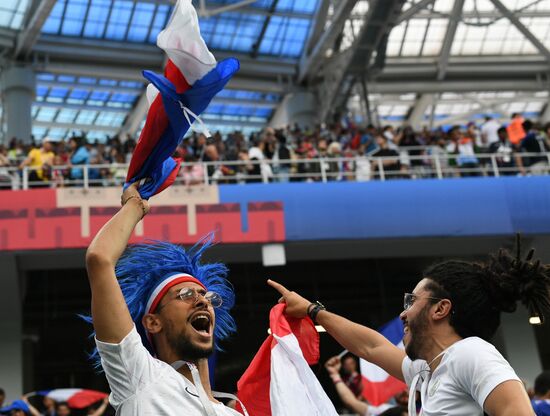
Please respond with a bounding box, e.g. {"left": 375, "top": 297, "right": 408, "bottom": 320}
{"left": 314, "top": 0, "right": 407, "bottom": 122}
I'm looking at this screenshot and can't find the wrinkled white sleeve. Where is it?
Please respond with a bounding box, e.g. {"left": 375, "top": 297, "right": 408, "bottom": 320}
{"left": 95, "top": 325, "right": 164, "bottom": 407}
{"left": 450, "top": 341, "right": 520, "bottom": 409}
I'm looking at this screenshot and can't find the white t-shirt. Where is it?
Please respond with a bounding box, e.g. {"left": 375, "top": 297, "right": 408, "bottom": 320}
{"left": 481, "top": 119, "right": 501, "bottom": 145}
{"left": 96, "top": 326, "right": 241, "bottom": 416}
{"left": 402, "top": 337, "right": 520, "bottom": 416}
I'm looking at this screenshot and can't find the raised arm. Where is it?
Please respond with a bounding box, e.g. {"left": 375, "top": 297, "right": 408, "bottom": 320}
{"left": 86, "top": 184, "right": 149, "bottom": 343}
{"left": 325, "top": 356, "right": 369, "bottom": 415}
{"left": 267, "top": 280, "right": 406, "bottom": 381}
{"left": 21, "top": 395, "right": 41, "bottom": 416}
{"left": 88, "top": 397, "right": 110, "bottom": 416}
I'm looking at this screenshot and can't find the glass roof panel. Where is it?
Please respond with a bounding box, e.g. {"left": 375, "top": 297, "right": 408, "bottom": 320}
{"left": 0, "top": 0, "right": 31, "bottom": 30}
{"left": 43, "top": 0, "right": 172, "bottom": 44}
{"left": 200, "top": 12, "right": 264, "bottom": 53}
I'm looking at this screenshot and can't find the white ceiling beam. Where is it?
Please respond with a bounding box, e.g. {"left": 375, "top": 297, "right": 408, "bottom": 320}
{"left": 298, "top": 0, "right": 359, "bottom": 83}
{"left": 489, "top": 0, "right": 550, "bottom": 65}
{"left": 14, "top": 0, "right": 58, "bottom": 58}
{"left": 396, "top": 0, "right": 436, "bottom": 24}
{"left": 437, "top": 0, "right": 465, "bottom": 81}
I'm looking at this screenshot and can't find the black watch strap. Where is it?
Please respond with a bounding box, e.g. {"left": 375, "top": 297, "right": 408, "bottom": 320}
{"left": 307, "top": 301, "right": 326, "bottom": 324}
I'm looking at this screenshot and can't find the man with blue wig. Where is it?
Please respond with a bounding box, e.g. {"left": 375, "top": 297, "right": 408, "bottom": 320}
{"left": 85, "top": 184, "right": 244, "bottom": 415}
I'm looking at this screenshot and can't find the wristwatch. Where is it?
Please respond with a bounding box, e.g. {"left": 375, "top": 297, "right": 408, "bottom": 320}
{"left": 307, "top": 301, "right": 326, "bottom": 324}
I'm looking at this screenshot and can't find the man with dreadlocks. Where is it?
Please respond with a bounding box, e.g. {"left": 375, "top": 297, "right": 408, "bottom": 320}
{"left": 269, "top": 239, "right": 550, "bottom": 415}
{"left": 85, "top": 184, "right": 244, "bottom": 415}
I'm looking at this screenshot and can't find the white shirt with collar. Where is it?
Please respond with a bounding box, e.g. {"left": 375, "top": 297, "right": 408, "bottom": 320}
{"left": 402, "top": 337, "right": 520, "bottom": 415}
{"left": 96, "top": 326, "right": 241, "bottom": 416}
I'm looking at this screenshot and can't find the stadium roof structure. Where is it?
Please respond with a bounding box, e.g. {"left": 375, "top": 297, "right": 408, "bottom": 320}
{"left": 0, "top": 0, "right": 550, "bottom": 141}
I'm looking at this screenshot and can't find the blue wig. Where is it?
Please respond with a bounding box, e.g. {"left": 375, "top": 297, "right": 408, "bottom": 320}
{"left": 82, "top": 236, "right": 236, "bottom": 370}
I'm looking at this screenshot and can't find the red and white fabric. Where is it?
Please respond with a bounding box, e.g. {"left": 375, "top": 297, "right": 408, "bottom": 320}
{"left": 359, "top": 317, "right": 407, "bottom": 406}
{"left": 36, "top": 389, "right": 107, "bottom": 409}
{"left": 236, "top": 304, "right": 338, "bottom": 416}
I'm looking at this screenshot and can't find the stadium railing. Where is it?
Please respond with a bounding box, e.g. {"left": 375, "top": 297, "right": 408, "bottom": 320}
{"left": 0, "top": 151, "right": 549, "bottom": 190}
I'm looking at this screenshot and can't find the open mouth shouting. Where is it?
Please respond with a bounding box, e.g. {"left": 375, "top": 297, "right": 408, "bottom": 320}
{"left": 189, "top": 311, "right": 213, "bottom": 338}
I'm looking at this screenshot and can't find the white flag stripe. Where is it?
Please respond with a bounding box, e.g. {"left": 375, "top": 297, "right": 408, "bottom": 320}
{"left": 359, "top": 341, "right": 405, "bottom": 383}
{"left": 271, "top": 334, "right": 339, "bottom": 416}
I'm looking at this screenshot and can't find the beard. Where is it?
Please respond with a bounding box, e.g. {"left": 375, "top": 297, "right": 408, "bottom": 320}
{"left": 405, "top": 303, "right": 430, "bottom": 360}
{"left": 165, "top": 321, "right": 213, "bottom": 361}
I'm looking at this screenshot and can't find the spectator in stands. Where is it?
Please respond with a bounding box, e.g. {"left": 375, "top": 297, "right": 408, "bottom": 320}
{"left": 7, "top": 138, "right": 25, "bottom": 165}
{"left": 507, "top": 113, "right": 526, "bottom": 147}
{"left": 0, "top": 399, "right": 31, "bottom": 415}
{"left": 488, "top": 127, "right": 524, "bottom": 176}
{"left": 109, "top": 148, "right": 127, "bottom": 186}
{"left": 324, "top": 355, "right": 395, "bottom": 415}
{"left": 355, "top": 144, "right": 372, "bottom": 182}
{"left": 55, "top": 402, "right": 71, "bottom": 416}
{"left": 447, "top": 125, "right": 479, "bottom": 177}
{"left": 40, "top": 396, "right": 56, "bottom": 416}
{"left": 520, "top": 119, "right": 550, "bottom": 175}
{"left": 532, "top": 370, "right": 550, "bottom": 416}
{"left": 481, "top": 116, "right": 501, "bottom": 147}
{"left": 0, "top": 145, "right": 15, "bottom": 188}
{"left": 68, "top": 136, "right": 90, "bottom": 183}
{"left": 466, "top": 122, "right": 483, "bottom": 150}
{"left": 372, "top": 135, "right": 401, "bottom": 178}
{"left": 0, "top": 388, "right": 4, "bottom": 407}
{"left": 19, "top": 139, "right": 54, "bottom": 186}
{"left": 272, "top": 131, "right": 291, "bottom": 182}
{"left": 399, "top": 126, "right": 423, "bottom": 177}
{"left": 341, "top": 354, "right": 363, "bottom": 398}
{"left": 428, "top": 136, "right": 450, "bottom": 178}
{"left": 193, "top": 133, "right": 208, "bottom": 160}
{"left": 180, "top": 154, "right": 204, "bottom": 186}
{"left": 327, "top": 141, "right": 343, "bottom": 181}
{"left": 237, "top": 149, "right": 258, "bottom": 183}
{"left": 86, "top": 397, "right": 110, "bottom": 416}
{"left": 248, "top": 136, "right": 272, "bottom": 182}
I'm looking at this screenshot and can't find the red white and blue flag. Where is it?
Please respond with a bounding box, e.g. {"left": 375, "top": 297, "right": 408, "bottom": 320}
{"left": 125, "top": 0, "right": 239, "bottom": 199}
{"left": 236, "top": 304, "right": 338, "bottom": 416}
{"left": 35, "top": 389, "right": 107, "bottom": 409}
{"left": 359, "top": 317, "right": 407, "bottom": 406}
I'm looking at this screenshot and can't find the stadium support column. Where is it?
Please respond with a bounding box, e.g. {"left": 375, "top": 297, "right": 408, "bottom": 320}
{"left": 406, "top": 94, "right": 434, "bottom": 130}
{"left": 0, "top": 253, "right": 23, "bottom": 399}
{"left": 540, "top": 100, "right": 550, "bottom": 124}
{"left": 500, "top": 305, "right": 542, "bottom": 385}
{"left": 269, "top": 90, "right": 317, "bottom": 131}
{"left": 1, "top": 64, "right": 35, "bottom": 145}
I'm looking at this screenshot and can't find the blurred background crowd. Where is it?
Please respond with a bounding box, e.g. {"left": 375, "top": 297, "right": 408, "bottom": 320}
{"left": 1, "top": 114, "right": 549, "bottom": 189}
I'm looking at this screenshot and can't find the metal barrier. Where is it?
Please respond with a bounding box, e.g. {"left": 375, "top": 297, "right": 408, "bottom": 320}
{"left": 2, "top": 150, "right": 550, "bottom": 190}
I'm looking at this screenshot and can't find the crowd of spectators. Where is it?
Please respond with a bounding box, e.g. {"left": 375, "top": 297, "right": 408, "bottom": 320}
{"left": 1, "top": 113, "right": 549, "bottom": 188}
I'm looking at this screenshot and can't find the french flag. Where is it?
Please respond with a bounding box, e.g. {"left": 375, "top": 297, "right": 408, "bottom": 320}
{"left": 125, "top": 0, "right": 239, "bottom": 199}
{"left": 360, "top": 317, "right": 407, "bottom": 406}
{"left": 36, "top": 389, "right": 107, "bottom": 409}
{"left": 236, "top": 304, "right": 338, "bottom": 416}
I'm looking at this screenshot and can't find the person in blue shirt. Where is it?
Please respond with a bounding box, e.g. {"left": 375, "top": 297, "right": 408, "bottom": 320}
{"left": 0, "top": 399, "right": 30, "bottom": 415}
{"left": 68, "top": 136, "right": 90, "bottom": 182}
{"left": 533, "top": 371, "right": 550, "bottom": 416}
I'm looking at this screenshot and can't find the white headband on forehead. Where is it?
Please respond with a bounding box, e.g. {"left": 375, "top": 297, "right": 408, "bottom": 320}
{"left": 145, "top": 272, "right": 204, "bottom": 314}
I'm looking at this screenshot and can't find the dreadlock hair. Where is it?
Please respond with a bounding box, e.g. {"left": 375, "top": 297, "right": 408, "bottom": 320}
{"left": 421, "top": 235, "right": 550, "bottom": 341}
{"left": 82, "top": 236, "right": 236, "bottom": 370}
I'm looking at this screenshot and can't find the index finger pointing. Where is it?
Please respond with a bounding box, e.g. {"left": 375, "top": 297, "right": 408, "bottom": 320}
{"left": 267, "top": 279, "right": 290, "bottom": 295}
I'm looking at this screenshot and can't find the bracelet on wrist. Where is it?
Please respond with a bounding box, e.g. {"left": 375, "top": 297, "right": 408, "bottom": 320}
{"left": 307, "top": 301, "right": 326, "bottom": 324}
{"left": 122, "top": 195, "right": 147, "bottom": 218}
{"left": 332, "top": 378, "right": 343, "bottom": 384}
